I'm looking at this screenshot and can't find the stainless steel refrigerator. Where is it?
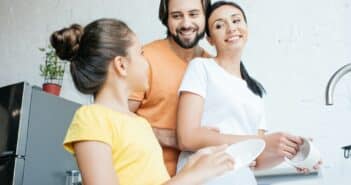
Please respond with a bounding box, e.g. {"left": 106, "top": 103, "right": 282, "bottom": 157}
{"left": 0, "top": 82, "right": 80, "bottom": 185}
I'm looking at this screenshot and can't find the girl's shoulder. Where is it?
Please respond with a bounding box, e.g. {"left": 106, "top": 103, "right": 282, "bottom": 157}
{"left": 75, "top": 104, "right": 106, "bottom": 116}
{"left": 72, "top": 105, "right": 109, "bottom": 126}
{"left": 75, "top": 104, "right": 146, "bottom": 125}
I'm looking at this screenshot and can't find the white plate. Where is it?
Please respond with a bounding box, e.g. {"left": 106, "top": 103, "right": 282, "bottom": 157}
{"left": 225, "top": 139, "right": 266, "bottom": 171}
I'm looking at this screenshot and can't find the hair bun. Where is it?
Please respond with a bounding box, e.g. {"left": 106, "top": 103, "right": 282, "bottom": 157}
{"left": 50, "top": 24, "right": 83, "bottom": 61}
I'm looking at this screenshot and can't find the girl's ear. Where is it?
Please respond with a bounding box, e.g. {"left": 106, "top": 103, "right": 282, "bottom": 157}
{"left": 206, "top": 36, "right": 214, "bottom": 46}
{"left": 112, "top": 56, "right": 128, "bottom": 77}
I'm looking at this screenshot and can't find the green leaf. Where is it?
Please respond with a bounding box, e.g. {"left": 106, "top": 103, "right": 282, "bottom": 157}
{"left": 39, "top": 45, "right": 66, "bottom": 80}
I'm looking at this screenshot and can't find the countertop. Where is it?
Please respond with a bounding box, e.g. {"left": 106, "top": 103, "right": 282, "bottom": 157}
{"left": 255, "top": 158, "right": 350, "bottom": 185}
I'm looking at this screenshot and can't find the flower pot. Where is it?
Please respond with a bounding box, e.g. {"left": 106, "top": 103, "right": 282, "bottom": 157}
{"left": 42, "top": 83, "right": 61, "bottom": 96}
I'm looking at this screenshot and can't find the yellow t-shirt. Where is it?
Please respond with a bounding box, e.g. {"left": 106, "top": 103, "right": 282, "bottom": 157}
{"left": 63, "top": 104, "right": 170, "bottom": 185}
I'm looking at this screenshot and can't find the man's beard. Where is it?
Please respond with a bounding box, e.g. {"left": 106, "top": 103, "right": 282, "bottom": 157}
{"left": 169, "top": 27, "right": 205, "bottom": 49}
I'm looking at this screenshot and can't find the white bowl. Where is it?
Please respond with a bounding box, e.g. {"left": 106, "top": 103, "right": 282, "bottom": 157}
{"left": 225, "top": 139, "right": 266, "bottom": 171}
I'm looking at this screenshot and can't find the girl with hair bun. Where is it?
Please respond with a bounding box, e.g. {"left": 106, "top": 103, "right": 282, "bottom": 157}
{"left": 51, "top": 18, "right": 235, "bottom": 185}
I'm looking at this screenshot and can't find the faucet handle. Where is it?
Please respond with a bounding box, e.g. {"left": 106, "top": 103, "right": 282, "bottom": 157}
{"left": 342, "top": 145, "right": 351, "bottom": 159}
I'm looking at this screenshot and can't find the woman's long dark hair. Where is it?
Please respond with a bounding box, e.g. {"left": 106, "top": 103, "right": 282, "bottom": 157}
{"left": 206, "top": 1, "right": 266, "bottom": 97}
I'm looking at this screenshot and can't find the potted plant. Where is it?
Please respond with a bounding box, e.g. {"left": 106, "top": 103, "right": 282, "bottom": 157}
{"left": 39, "top": 45, "right": 66, "bottom": 96}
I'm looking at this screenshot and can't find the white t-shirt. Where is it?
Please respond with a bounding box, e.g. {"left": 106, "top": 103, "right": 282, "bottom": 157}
{"left": 177, "top": 58, "right": 267, "bottom": 185}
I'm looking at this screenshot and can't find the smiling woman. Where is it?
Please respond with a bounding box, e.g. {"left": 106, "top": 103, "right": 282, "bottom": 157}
{"left": 175, "top": 1, "right": 319, "bottom": 185}
{"left": 205, "top": 1, "right": 264, "bottom": 97}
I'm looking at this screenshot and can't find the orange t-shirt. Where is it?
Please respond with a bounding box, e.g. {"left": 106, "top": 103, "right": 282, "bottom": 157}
{"left": 129, "top": 39, "right": 210, "bottom": 176}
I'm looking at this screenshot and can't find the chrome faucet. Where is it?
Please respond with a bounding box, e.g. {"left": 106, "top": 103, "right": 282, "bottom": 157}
{"left": 325, "top": 63, "right": 351, "bottom": 159}
{"left": 325, "top": 63, "right": 351, "bottom": 105}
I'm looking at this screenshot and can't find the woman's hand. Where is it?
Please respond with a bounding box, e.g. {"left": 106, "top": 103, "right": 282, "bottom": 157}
{"left": 262, "top": 132, "right": 303, "bottom": 159}
{"left": 295, "top": 138, "right": 323, "bottom": 174}
{"left": 296, "top": 160, "right": 323, "bottom": 174}
{"left": 249, "top": 160, "right": 257, "bottom": 170}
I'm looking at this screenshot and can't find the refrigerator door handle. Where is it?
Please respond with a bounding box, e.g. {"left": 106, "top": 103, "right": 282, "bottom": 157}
{"left": 0, "top": 151, "right": 15, "bottom": 166}
{"left": 0, "top": 151, "right": 15, "bottom": 159}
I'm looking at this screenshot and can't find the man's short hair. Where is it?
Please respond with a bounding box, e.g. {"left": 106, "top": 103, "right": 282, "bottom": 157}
{"left": 158, "top": 0, "right": 211, "bottom": 27}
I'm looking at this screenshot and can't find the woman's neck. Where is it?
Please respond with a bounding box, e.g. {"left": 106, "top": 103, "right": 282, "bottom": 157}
{"left": 215, "top": 49, "right": 243, "bottom": 78}
{"left": 94, "top": 82, "right": 130, "bottom": 114}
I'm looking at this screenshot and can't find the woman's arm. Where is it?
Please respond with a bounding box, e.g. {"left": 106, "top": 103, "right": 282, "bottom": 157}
{"left": 177, "top": 92, "right": 259, "bottom": 152}
{"left": 74, "top": 141, "right": 119, "bottom": 185}
{"left": 75, "top": 142, "right": 234, "bottom": 185}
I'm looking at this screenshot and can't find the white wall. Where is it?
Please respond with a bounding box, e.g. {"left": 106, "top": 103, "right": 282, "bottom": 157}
{"left": 0, "top": 0, "right": 164, "bottom": 103}
{"left": 239, "top": 1, "right": 351, "bottom": 184}
{"left": 0, "top": 0, "right": 350, "bottom": 184}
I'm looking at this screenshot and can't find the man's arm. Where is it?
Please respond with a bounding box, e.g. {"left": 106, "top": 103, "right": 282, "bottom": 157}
{"left": 128, "top": 99, "right": 178, "bottom": 149}
{"left": 128, "top": 99, "right": 142, "bottom": 112}
{"left": 153, "top": 127, "right": 178, "bottom": 149}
